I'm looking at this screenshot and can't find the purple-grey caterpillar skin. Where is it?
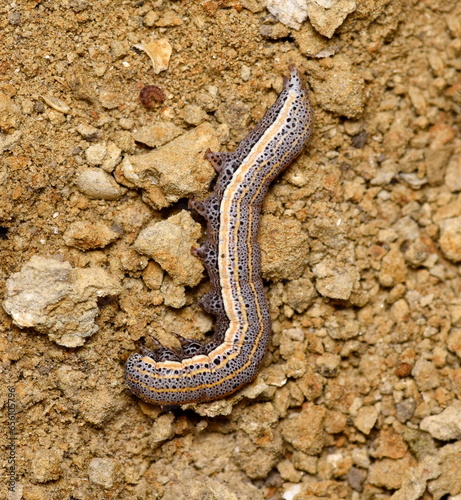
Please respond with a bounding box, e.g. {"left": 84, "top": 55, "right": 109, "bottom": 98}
{"left": 125, "top": 66, "right": 314, "bottom": 405}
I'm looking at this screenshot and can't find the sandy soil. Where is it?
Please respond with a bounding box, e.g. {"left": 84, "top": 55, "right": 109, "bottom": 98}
{"left": 1, "top": 0, "right": 461, "bottom": 499}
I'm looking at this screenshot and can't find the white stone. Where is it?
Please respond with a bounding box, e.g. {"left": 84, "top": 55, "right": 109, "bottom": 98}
{"left": 266, "top": 0, "right": 309, "bottom": 29}
{"left": 420, "top": 401, "right": 461, "bottom": 441}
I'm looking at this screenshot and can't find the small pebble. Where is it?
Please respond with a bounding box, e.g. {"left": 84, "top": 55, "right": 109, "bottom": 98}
{"left": 133, "top": 210, "right": 203, "bottom": 287}
{"left": 439, "top": 216, "right": 461, "bottom": 262}
{"left": 76, "top": 167, "right": 126, "bottom": 200}
{"left": 412, "top": 358, "right": 440, "bottom": 391}
{"left": 88, "top": 458, "right": 117, "bottom": 489}
{"left": 396, "top": 398, "right": 416, "bottom": 423}
{"left": 42, "top": 95, "right": 70, "bottom": 114}
{"left": 447, "top": 328, "right": 461, "bottom": 359}
{"left": 445, "top": 155, "right": 461, "bottom": 192}
{"left": 353, "top": 406, "right": 378, "bottom": 435}
{"left": 266, "top": 0, "right": 309, "bottom": 29}
{"left": 85, "top": 143, "right": 107, "bottom": 165}
{"left": 420, "top": 400, "right": 461, "bottom": 440}
{"left": 143, "top": 10, "right": 160, "bottom": 27}
{"left": 181, "top": 104, "right": 207, "bottom": 125}
{"left": 135, "top": 39, "right": 172, "bottom": 74}
{"left": 76, "top": 123, "right": 100, "bottom": 141}
{"left": 63, "top": 221, "right": 120, "bottom": 250}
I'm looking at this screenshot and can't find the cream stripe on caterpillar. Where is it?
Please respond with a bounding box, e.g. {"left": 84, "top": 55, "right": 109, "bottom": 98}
{"left": 125, "top": 66, "right": 314, "bottom": 406}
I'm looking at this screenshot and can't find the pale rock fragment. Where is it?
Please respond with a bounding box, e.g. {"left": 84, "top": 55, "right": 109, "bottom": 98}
{"left": 439, "top": 216, "right": 461, "bottom": 262}
{"left": 280, "top": 403, "right": 326, "bottom": 454}
{"left": 76, "top": 167, "right": 127, "bottom": 200}
{"left": 77, "top": 123, "right": 100, "bottom": 141}
{"left": 427, "top": 441, "right": 461, "bottom": 499}
{"left": 306, "top": 0, "right": 357, "bottom": 38}
{"left": 445, "top": 155, "right": 461, "bottom": 192}
{"left": 426, "top": 147, "right": 453, "bottom": 186}
{"left": 379, "top": 246, "right": 407, "bottom": 287}
{"left": 99, "top": 90, "right": 123, "bottom": 109}
{"left": 0, "top": 92, "right": 21, "bottom": 131}
{"left": 142, "top": 261, "right": 164, "bottom": 290}
{"left": 260, "top": 215, "right": 310, "bottom": 281}
{"left": 433, "top": 197, "right": 461, "bottom": 223}
{"left": 368, "top": 456, "right": 414, "bottom": 490}
{"left": 119, "top": 122, "right": 219, "bottom": 209}
{"left": 370, "top": 159, "right": 398, "bottom": 186}
{"left": 160, "top": 276, "right": 186, "bottom": 309}
{"left": 371, "top": 428, "right": 408, "bottom": 459}
{"left": 88, "top": 458, "right": 118, "bottom": 489}
{"left": 292, "top": 452, "right": 318, "bottom": 474}
{"left": 79, "top": 388, "right": 127, "bottom": 427}
{"left": 63, "top": 221, "right": 120, "bottom": 250}
{"left": 282, "top": 484, "right": 303, "bottom": 500}
{"left": 390, "top": 298, "right": 410, "bottom": 323}
{"left": 3, "top": 256, "right": 122, "bottom": 347}
{"left": 41, "top": 95, "right": 71, "bottom": 114}
{"left": 135, "top": 39, "right": 172, "bottom": 74}
{"left": 315, "top": 353, "right": 340, "bottom": 377}
{"left": 119, "top": 248, "right": 149, "bottom": 273}
{"left": 150, "top": 413, "right": 176, "bottom": 445}
{"left": 293, "top": 22, "right": 336, "bottom": 56}
{"left": 353, "top": 406, "right": 378, "bottom": 435}
{"left": 398, "top": 172, "right": 427, "bottom": 189}
{"left": 284, "top": 277, "right": 317, "bottom": 313}
{"left": 0, "top": 130, "right": 22, "bottom": 154}
{"left": 277, "top": 459, "right": 302, "bottom": 482}
{"left": 181, "top": 104, "right": 208, "bottom": 126}
{"left": 312, "top": 258, "right": 359, "bottom": 300}
{"left": 412, "top": 358, "right": 440, "bottom": 391}
{"left": 420, "top": 401, "right": 461, "bottom": 441}
{"left": 447, "top": 328, "right": 461, "bottom": 358}
{"left": 324, "top": 409, "right": 347, "bottom": 434}
{"left": 233, "top": 431, "right": 283, "bottom": 479}
{"left": 132, "top": 121, "right": 184, "bottom": 148}
{"left": 133, "top": 210, "right": 203, "bottom": 287}
{"left": 30, "top": 449, "right": 64, "bottom": 483}
{"left": 85, "top": 142, "right": 107, "bottom": 165}
{"left": 101, "top": 142, "right": 122, "bottom": 173}
{"left": 395, "top": 398, "right": 416, "bottom": 423}
{"left": 393, "top": 215, "right": 420, "bottom": 241}
{"left": 112, "top": 198, "right": 154, "bottom": 235}
{"left": 390, "top": 455, "right": 441, "bottom": 500}
{"left": 266, "top": 0, "right": 309, "bottom": 29}
{"left": 306, "top": 55, "right": 365, "bottom": 118}
{"left": 143, "top": 10, "right": 160, "bottom": 27}
{"left": 155, "top": 11, "right": 183, "bottom": 27}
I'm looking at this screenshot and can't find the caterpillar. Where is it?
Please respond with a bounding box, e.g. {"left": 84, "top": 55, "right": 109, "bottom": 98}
{"left": 125, "top": 66, "right": 314, "bottom": 406}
